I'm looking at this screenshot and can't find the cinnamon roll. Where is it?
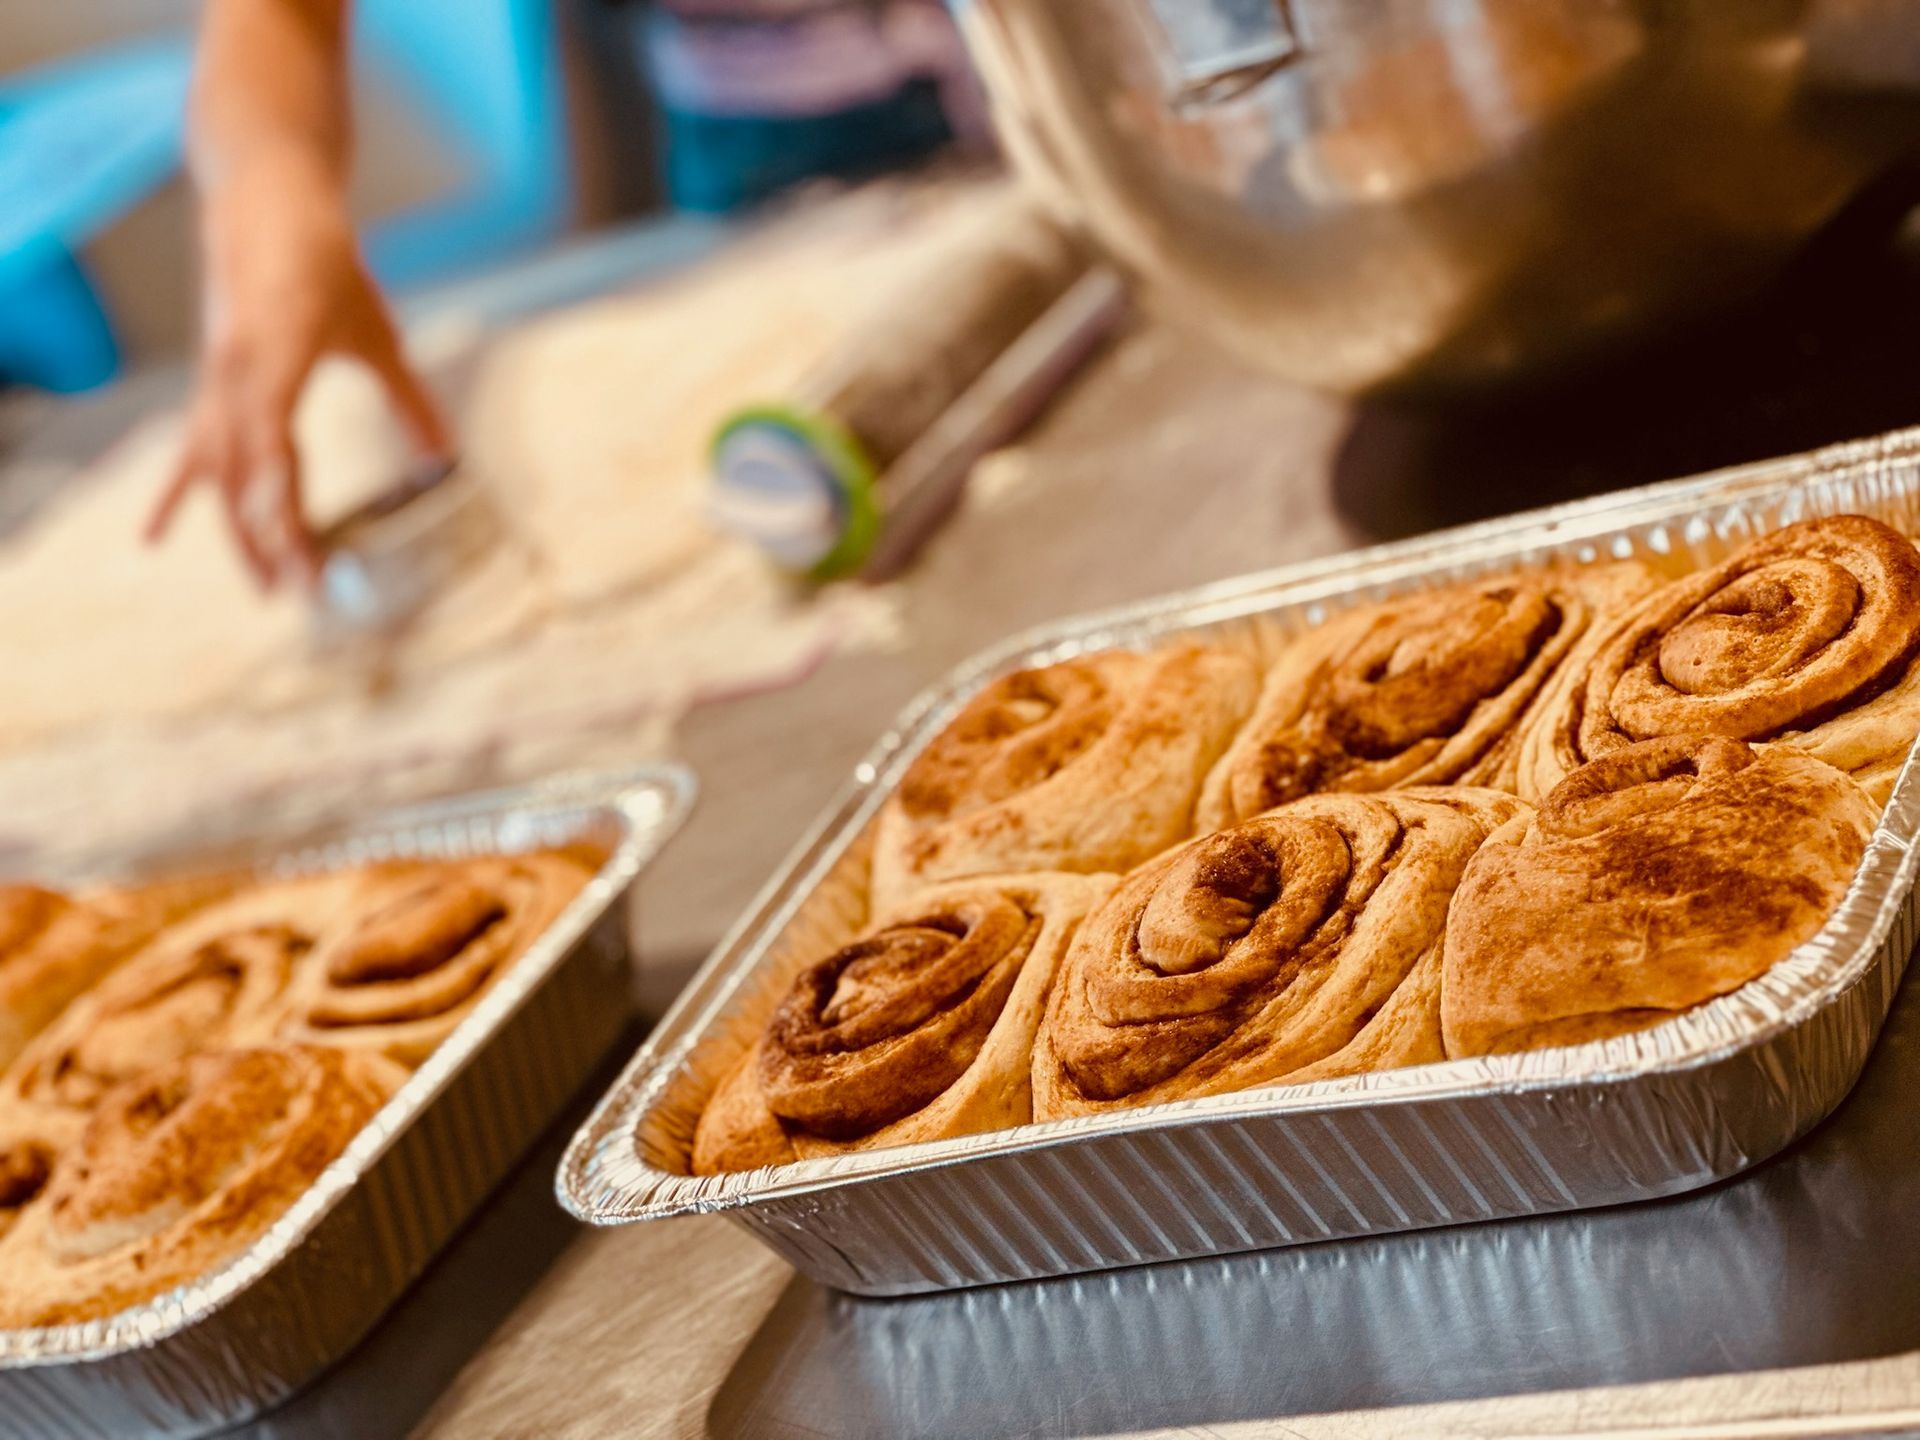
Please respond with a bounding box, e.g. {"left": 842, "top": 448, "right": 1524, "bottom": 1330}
{"left": 280, "top": 853, "right": 592, "bottom": 1066}
{"left": 1444, "top": 735, "right": 1876, "bottom": 1057}
{"left": 1279, "top": 943, "right": 1450, "bottom": 1085}
{"left": 1, "top": 875, "right": 361, "bottom": 1119}
{"left": 0, "top": 1045, "right": 404, "bottom": 1328}
{"left": 0, "top": 877, "right": 227, "bottom": 1073}
{"left": 1197, "top": 564, "right": 1657, "bottom": 830}
{"left": 869, "top": 646, "right": 1258, "bottom": 910}
{"left": 1515, "top": 515, "right": 1920, "bottom": 804}
{"left": 692, "top": 872, "right": 1111, "bottom": 1173}
{"left": 1033, "top": 788, "right": 1525, "bottom": 1119}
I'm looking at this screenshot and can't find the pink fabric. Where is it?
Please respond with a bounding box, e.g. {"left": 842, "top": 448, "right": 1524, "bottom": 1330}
{"left": 647, "top": 0, "right": 970, "bottom": 119}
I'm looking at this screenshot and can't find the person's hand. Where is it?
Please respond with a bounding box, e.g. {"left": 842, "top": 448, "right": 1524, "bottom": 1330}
{"left": 147, "top": 148, "right": 453, "bottom": 590}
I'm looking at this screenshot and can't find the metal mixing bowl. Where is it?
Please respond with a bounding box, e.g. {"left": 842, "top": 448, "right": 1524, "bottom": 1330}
{"left": 959, "top": 0, "right": 1920, "bottom": 396}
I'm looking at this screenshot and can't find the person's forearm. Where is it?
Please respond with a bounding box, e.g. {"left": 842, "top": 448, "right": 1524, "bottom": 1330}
{"left": 187, "top": 0, "right": 352, "bottom": 195}
{"left": 163, "top": 0, "right": 451, "bottom": 591}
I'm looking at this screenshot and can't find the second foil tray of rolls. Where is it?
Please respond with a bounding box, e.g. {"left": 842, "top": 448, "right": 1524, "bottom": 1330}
{"left": 0, "top": 767, "right": 693, "bottom": 1440}
{"left": 560, "top": 428, "right": 1920, "bottom": 1297}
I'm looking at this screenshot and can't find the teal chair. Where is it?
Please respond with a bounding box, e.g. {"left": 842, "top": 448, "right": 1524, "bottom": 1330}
{"left": 0, "top": 35, "right": 189, "bottom": 391}
{"left": 355, "top": 0, "right": 573, "bottom": 286}
{"left": 0, "top": 1, "right": 574, "bottom": 393}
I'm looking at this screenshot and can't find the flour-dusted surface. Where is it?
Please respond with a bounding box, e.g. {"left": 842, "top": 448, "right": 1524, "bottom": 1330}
{"left": 0, "top": 182, "right": 1036, "bottom": 867}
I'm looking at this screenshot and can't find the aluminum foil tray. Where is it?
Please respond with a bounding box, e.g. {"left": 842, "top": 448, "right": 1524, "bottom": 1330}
{"left": 561, "top": 427, "right": 1920, "bottom": 1298}
{"left": 0, "top": 765, "right": 694, "bottom": 1438}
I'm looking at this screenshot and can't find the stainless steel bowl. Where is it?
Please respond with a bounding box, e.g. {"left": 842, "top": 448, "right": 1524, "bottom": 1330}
{"left": 959, "top": 0, "right": 1920, "bottom": 396}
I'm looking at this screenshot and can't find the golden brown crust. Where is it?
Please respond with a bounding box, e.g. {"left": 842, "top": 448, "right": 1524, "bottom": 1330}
{"left": 1279, "top": 941, "right": 1449, "bottom": 1085}
{"left": 279, "top": 853, "right": 591, "bottom": 1066}
{"left": 1198, "top": 564, "right": 1657, "bottom": 830}
{"left": 690, "top": 1044, "right": 799, "bottom": 1174}
{"left": 0, "top": 874, "right": 366, "bottom": 1121}
{"left": 0, "top": 1045, "right": 403, "bottom": 1328}
{"left": 762, "top": 894, "right": 1036, "bottom": 1138}
{"left": 0, "top": 1106, "right": 82, "bottom": 1245}
{"left": 869, "top": 647, "right": 1258, "bottom": 911}
{"left": 691, "top": 872, "right": 1112, "bottom": 1173}
{"left": 1033, "top": 787, "right": 1526, "bottom": 1119}
{"left": 1515, "top": 516, "right": 1920, "bottom": 804}
{"left": 0, "top": 888, "right": 97, "bottom": 1074}
{"left": 1442, "top": 736, "right": 1876, "bottom": 1057}
{"left": 0, "top": 877, "right": 230, "bottom": 1075}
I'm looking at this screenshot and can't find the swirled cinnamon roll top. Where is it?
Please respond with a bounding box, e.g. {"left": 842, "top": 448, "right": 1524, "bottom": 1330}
{"left": 692, "top": 872, "right": 1111, "bottom": 1173}
{"left": 0, "top": 878, "right": 227, "bottom": 1074}
{"left": 870, "top": 646, "right": 1258, "bottom": 910}
{"left": 1516, "top": 515, "right": 1920, "bottom": 803}
{"left": 1198, "top": 564, "right": 1656, "bottom": 830}
{"left": 0, "top": 876, "right": 354, "bottom": 1118}
{"left": 0, "top": 1045, "right": 404, "bottom": 1328}
{"left": 1034, "top": 787, "right": 1524, "bottom": 1119}
{"left": 1444, "top": 735, "right": 1876, "bottom": 1057}
{"left": 761, "top": 896, "right": 1036, "bottom": 1139}
{"left": 280, "top": 854, "right": 591, "bottom": 1065}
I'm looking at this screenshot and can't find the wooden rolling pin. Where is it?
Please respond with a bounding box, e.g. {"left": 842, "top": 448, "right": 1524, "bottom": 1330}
{"left": 708, "top": 197, "right": 1128, "bottom": 579}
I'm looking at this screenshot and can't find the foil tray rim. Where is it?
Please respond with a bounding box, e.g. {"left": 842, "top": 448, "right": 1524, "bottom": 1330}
{"left": 0, "top": 762, "right": 695, "bottom": 1367}
{"left": 560, "top": 424, "right": 1920, "bottom": 1227}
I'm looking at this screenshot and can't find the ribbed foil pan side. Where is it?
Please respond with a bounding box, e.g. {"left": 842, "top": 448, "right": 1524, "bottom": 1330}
{"left": 0, "top": 766, "right": 694, "bottom": 1437}
{"left": 561, "top": 425, "right": 1920, "bottom": 1296}
{"left": 715, "top": 895, "right": 1912, "bottom": 1294}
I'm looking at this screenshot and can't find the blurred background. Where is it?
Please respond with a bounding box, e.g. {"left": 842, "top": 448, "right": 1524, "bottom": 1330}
{"left": 0, "top": 0, "right": 983, "bottom": 390}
